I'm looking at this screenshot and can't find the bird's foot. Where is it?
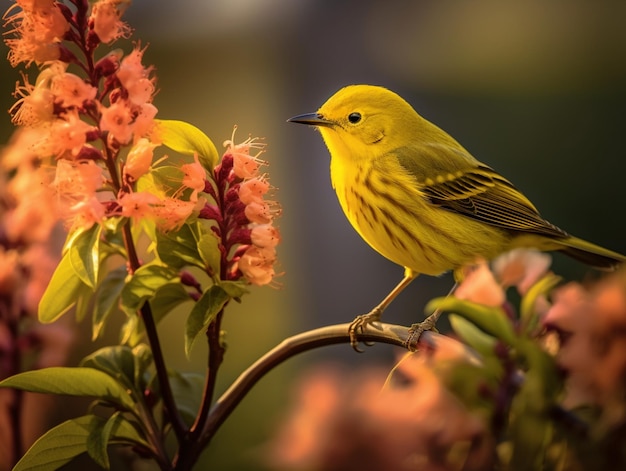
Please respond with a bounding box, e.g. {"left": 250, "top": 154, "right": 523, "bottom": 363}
{"left": 349, "top": 308, "right": 383, "bottom": 352}
{"left": 405, "top": 310, "right": 442, "bottom": 351}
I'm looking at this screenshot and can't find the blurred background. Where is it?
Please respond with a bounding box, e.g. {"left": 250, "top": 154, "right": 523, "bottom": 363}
{"left": 2, "top": 0, "right": 626, "bottom": 469}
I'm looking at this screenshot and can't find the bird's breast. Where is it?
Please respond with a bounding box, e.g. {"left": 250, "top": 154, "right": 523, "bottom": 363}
{"left": 330, "top": 155, "right": 509, "bottom": 275}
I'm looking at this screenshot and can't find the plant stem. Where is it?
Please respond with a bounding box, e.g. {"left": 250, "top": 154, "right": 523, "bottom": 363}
{"left": 171, "top": 322, "right": 422, "bottom": 470}
{"left": 202, "top": 323, "right": 416, "bottom": 442}
{"left": 121, "top": 222, "right": 186, "bottom": 442}
{"left": 189, "top": 309, "right": 225, "bottom": 439}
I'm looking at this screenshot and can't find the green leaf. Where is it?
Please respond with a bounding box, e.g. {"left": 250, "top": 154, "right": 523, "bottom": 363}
{"left": 185, "top": 285, "right": 229, "bottom": 357}
{"left": 151, "top": 282, "right": 192, "bottom": 322}
{"left": 197, "top": 230, "right": 222, "bottom": 276}
{"left": 81, "top": 345, "right": 153, "bottom": 393}
{"left": 14, "top": 414, "right": 151, "bottom": 471}
{"left": 170, "top": 372, "right": 205, "bottom": 425}
{"left": 155, "top": 119, "right": 219, "bottom": 169}
{"left": 120, "top": 264, "right": 179, "bottom": 316}
{"left": 156, "top": 223, "right": 204, "bottom": 269}
{"left": 426, "top": 296, "right": 517, "bottom": 346}
{"left": 218, "top": 280, "right": 249, "bottom": 299}
{"left": 449, "top": 314, "right": 497, "bottom": 355}
{"left": 68, "top": 224, "right": 102, "bottom": 288}
{"left": 39, "top": 251, "right": 91, "bottom": 323}
{"left": 0, "top": 367, "right": 136, "bottom": 410}
{"left": 93, "top": 266, "right": 128, "bottom": 340}
{"left": 86, "top": 412, "right": 129, "bottom": 469}
{"left": 520, "top": 273, "right": 562, "bottom": 335}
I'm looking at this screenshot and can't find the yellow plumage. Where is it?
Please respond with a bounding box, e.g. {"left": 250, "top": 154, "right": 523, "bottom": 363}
{"left": 289, "top": 84, "right": 625, "bottom": 346}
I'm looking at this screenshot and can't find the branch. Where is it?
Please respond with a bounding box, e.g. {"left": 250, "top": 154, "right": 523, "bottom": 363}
{"left": 121, "top": 223, "right": 186, "bottom": 441}
{"left": 199, "top": 322, "right": 423, "bottom": 446}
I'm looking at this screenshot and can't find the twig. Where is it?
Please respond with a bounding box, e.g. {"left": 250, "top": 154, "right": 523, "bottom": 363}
{"left": 199, "top": 322, "right": 420, "bottom": 446}
{"left": 121, "top": 222, "right": 187, "bottom": 441}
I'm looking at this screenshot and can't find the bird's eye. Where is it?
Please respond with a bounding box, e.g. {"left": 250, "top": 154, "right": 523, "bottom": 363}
{"left": 348, "top": 112, "right": 361, "bottom": 124}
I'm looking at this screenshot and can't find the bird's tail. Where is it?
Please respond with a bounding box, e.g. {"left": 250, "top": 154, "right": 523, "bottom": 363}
{"left": 559, "top": 236, "right": 626, "bottom": 271}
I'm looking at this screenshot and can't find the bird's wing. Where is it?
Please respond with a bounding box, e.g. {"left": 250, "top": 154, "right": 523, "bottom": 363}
{"left": 394, "top": 144, "right": 569, "bottom": 238}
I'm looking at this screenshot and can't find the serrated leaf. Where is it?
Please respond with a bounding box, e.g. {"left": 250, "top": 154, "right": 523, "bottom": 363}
{"left": 39, "top": 251, "right": 92, "bottom": 323}
{"left": 93, "top": 266, "right": 128, "bottom": 340}
{"left": 68, "top": 224, "right": 101, "bottom": 288}
{"left": 426, "top": 296, "right": 517, "bottom": 346}
{"left": 0, "top": 367, "right": 136, "bottom": 411}
{"left": 14, "top": 414, "right": 151, "bottom": 471}
{"left": 156, "top": 223, "right": 204, "bottom": 269}
{"left": 120, "top": 264, "right": 179, "bottom": 316}
{"left": 185, "top": 285, "right": 229, "bottom": 357}
{"left": 155, "top": 119, "right": 219, "bottom": 169}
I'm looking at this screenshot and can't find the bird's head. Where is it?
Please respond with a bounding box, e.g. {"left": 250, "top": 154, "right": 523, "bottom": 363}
{"left": 288, "top": 85, "right": 422, "bottom": 160}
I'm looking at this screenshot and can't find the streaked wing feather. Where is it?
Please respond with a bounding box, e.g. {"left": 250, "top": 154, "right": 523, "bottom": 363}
{"left": 424, "top": 166, "right": 568, "bottom": 237}
{"left": 394, "top": 144, "right": 568, "bottom": 238}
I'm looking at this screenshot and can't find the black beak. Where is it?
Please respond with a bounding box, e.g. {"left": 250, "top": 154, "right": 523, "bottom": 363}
{"left": 287, "top": 113, "right": 334, "bottom": 127}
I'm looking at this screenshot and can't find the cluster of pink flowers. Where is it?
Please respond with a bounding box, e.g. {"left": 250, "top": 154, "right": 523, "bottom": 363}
{"left": 200, "top": 131, "right": 281, "bottom": 286}
{"left": 3, "top": 0, "right": 163, "bottom": 230}
{"left": 268, "top": 339, "right": 493, "bottom": 471}
{"left": 3, "top": 0, "right": 282, "bottom": 290}
{"left": 0, "top": 133, "right": 74, "bottom": 467}
{"left": 544, "top": 271, "right": 626, "bottom": 422}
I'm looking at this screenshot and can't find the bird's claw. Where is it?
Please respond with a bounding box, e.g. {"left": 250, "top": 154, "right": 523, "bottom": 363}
{"left": 405, "top": 310, "right": 441, "bottom": 351}
{"left": 348, "top": 309, "right": 382, "bottom": 352}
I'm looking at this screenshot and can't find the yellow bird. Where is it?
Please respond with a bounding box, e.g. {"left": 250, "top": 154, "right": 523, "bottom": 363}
{"left": 288, "top": 84, "right": 625, "bottom": 348}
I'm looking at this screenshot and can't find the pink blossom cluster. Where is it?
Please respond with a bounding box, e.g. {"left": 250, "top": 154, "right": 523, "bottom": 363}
{"left": 543, "top": 270, "right": 626, "bottom": 422}
{"left": 2, "top": 0, "right": 195, "bottom": 232}
{"left": 200, "top": 132, "right": 281, "bottom": 286}
{"left": 3, "top": 0, "right": 282, "bottom": 287}
{"left": 0, "top": 136, "right": 74, "bottom": 467}
{"left": 267, "top": 338, "right": 493, "bottom": 471}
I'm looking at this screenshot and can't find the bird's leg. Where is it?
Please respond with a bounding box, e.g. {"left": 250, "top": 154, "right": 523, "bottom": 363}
{"left": 349, "top": 268, "right": 418, "bottom": 351}
{"left": 405, "top": 282, "right": 459, "bottom": 350}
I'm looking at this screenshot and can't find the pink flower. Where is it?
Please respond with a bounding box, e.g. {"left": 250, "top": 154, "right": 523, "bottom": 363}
{"left": 238, "top": 177, "right": 270, "bottom": 205}
{"left": 4, "top": 0, "right": 69, "bottom": 66}
{"left": 123, "top": 137, "right": 156, "bottom": 181}
{"left": 493, "top": 248, "right": 552, "bottom": 295}
{"left": 50, "top": 72, "right": 98, "bottom": 109}
{"left": 10, "top": 73, "right": 55, "bottom": 126}
{"left": 116, "top": 44, "right": 155, "bottom": 106}
{"left": 268, "top": 354, "right": 493, "bottom": 471}
{"left": 543, "top": 273, "right": 626, "bottom": 416}
{"left": 52, "top": 159, "right": 104, "bottom": 210}
{"left": 89, "top": 0, "right": 131, "bottom": 44}
{"left": 4, "top": 165, "right": 58, "bottom": 243}
{"left": 153, "top": 197, "right": 198, "bottom": 232}
{"left": 223, "top": 129, "right": 266, "bottom": 179}
{"left": 43, "top": 109, "right": 97, "bottom": 157}
{"left": 237, "top": 246, "right": 277, "bottom": 286}
{"left": 133, "top": 102, "right": 158, "bottom": 140}
{"left": 67, "top": 196, "right": 106, "bottom": 230}
{"left": 100, "top": 100, "right": 134, "bottom": 144}
{"left": 0, "top": 126, "right": 44, "bottom": 170}
{"left": 118, "top": 191, "right": 159, "bottom": 219}
{"left": 250, "top": 224, "right": 280, "bottom": 248}
{"left": 181, "top": 153, "right": 206, "bottom": 194}
{"left": 244, "top": 200, "right": 273, "bottom": 224}
{"left": 455, "top": 260, "right": 506, "bottom": 307}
